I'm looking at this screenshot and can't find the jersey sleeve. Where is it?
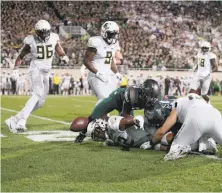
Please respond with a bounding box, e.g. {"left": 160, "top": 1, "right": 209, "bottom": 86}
{"left": 208, "top": 52, "right": 217, "bottom": 60}
{"left": 51, "top": 33, "right": 60, "bottom": 44}
{"left": 107, "top": 116, "right": 128, "bottom": 139}
{"left": 23, "top": 35, "right": 34, "bottom": 45}
{"left": 108, "top": 116, "right": 124, "bottom": 131}
{"left": 87, "top": 37, "right": 101, "bottom": 48}
{"left": 115, "top": 41, "right": 121, "bottom": 51}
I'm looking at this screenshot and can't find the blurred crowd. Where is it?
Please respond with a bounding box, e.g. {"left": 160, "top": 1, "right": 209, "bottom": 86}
{"left": 1, "top": 1, "right": 222, "bottom": 70}
{"left": 1, "top": 69, "right": 222, "bottom": 97}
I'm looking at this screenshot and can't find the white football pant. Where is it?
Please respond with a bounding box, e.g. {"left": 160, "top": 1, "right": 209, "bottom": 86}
{"left": 88, "top": 73, "right": 118, "bottom": 101}
{"left": 190, "top": 75, "right": 212, "bottom": 95}
{"left": 15, "top": 67, "right": 49, "bottom": 121}
{"left": 172, "top": 106, "right": 222, "bottom": 148}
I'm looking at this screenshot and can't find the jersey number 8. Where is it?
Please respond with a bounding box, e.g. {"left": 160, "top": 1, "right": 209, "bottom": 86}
{"left": 105, "top": 51, "right": 112, "bottom": 64}
{"left": 37, "top": 45, "right": 53, "bottom": 59}
{"left": 199, "top": 58, "right": 205, "bottom": 67}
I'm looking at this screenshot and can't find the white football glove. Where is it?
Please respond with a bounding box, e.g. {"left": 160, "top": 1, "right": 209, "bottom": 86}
{"left": 140, "top": 141, "right": 152, "bottom": 150}
{"left": 116, "top": 72, "right": 123, "bottom": 81}
{"left": 60, "top": 55, "right": 69, "bottom": 63}
{"left": 95, "top": 71, "right": 108, "bottom": 83}
{"left": 134, "top": 115, "right": 144, "bottom": 130}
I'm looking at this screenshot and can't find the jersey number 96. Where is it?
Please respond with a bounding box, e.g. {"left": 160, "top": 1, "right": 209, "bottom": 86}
{"left": 37, "top": 45, "right": 53, "bottom": 59}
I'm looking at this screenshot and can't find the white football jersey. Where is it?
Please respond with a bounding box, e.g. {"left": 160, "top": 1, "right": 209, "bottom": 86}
{"left": 172, "top": 93, "right": 210, "bottom": 123}
{"left": 196, "top": 51, "right": 216, "bottom": 77}
{"left": 87, "top": 36, "right": 120, "bottom": 75}
{"left": 24, "top": 32, "right": 59, "bottom": 70}
{"left": 107, "top": 116, "right": 127, "bottom": 142}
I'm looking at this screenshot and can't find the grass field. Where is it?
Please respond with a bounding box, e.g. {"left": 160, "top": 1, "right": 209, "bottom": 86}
{"left": 1, "top": 95, "right": 222, "bottom": 192}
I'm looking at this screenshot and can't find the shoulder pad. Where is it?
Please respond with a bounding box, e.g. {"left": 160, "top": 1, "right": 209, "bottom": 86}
{"left": 23, "top": 35, "right": 34, "bottom": 45}
{"left": 87, "top": 36, "right": 102, "bottom": 48}
{"left": 108, "top": 116, "right": 123, "bottom": 131}
{"left": 208, "top": 52, "right": 216, "bottom": 59}
{"left": 50, "top": 32, "right": 60, "bottom": 42}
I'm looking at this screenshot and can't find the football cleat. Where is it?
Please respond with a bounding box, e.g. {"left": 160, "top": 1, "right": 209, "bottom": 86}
{"left": 74, "top": 132, "right": 86, "bottom": 143}
{"left": 5, "top": 117, "right": 18, "bottom": 133}
{"left": 15, "top": 119, "right": 27, "bottom": 132}
{"left": 164, "top": 144, "right": 191, "bottom": 161}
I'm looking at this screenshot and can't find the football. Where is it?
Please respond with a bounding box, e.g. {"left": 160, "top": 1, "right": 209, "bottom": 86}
{"left": 70, "top": 117, "right": 88, "bottom": 132}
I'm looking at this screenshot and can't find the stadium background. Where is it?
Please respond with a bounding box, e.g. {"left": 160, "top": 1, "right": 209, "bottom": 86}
{"left": 1, "top": 1, "right": 222, "bottom": 96}
{"left": 1, "top": 1, "right": 222, "bottom": 192}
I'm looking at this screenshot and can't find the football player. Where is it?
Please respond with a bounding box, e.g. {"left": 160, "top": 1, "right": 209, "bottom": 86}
{"left": 190, "top": 41, "right": 218, "bottom": 103}
{"left": 88, "top": 96, "right": 181, "bottom": 150}
{"left": 84, "top": 21, "right": 123, "bottom": 104}
{"left": 74, "top": 79, "right": 160, "bottom": 143}
{"left": 5, "top": 20, "right": 69, "bottom": 133}
{"left": 143, "top": 93, "right": 222, "bottom": 160}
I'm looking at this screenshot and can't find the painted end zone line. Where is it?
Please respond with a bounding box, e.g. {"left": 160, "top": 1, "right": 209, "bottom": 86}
{"left": 1, "top": 107, "right": 70, "bottom": 125}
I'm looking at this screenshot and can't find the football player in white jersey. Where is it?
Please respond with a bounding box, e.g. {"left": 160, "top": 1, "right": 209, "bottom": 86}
{"left": 5, "top": 20, "right": 69, "bottom": 133}
{"left": 84, "top": 21, "right": 123, "bottom": 103}
{"left": 190, "top": 41, "right": 218, "bottom": 102}
{"left": 142, "top": 93, "right": 222, "bottom": 160}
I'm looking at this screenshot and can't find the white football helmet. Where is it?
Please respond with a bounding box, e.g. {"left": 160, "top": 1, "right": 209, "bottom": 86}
{"left": 35, "top": 20, "right": 51, "bottom": 42}
{"left": 101, "top": 21, "right": 119, "bottom": 44}
{"left": 86, "top": 119, "right": 108, "bottom": 141}
{"left": 200, "top": 41, "right": 211, "bottom": 53}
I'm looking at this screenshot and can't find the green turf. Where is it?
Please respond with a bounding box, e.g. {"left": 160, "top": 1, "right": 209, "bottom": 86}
{"left": 1, "top": 95, "right": 222, "bottom": 192}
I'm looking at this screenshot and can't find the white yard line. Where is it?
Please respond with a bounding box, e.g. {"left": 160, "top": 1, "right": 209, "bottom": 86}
{"left": 1, "top": 107, "right": 70, "bottom": 125}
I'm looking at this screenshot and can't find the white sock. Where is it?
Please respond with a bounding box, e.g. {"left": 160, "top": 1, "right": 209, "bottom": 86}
{"left": 15, "top": 94, "right": 40, "bottom": 120}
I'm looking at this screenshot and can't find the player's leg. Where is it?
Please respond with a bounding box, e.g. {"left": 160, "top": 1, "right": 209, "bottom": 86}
{"left": 189, "top": 77, "right": 200, "bottom": 94}
{"left": 164, "top": 110, "right": 200, "bottom": 160}
{"left": 209, "top": 109, "right": 222, "bottom": 146}
{"left": 14, "top": 69, "right": 44, "bottom": 131}
{"left": 201, "top": 76, "right": 212, "bottom": 103}
{"left": 88, "top": 76, "right": 112, "bottom": 101}
{"left": 31, "top": 72, "right": 49, "bottom": 113}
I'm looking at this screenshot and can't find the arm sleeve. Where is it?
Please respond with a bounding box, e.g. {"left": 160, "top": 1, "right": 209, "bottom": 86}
{"left": 116, "top": 41, "right": 121, "bottom": 51}
{"left": 209, "top": 52, "right": 217, "bottom": 60}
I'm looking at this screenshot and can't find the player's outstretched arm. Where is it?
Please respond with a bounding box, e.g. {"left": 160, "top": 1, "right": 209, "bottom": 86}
{"left": 14, "top": 44, "right": 31, "bottom": 69}
{"left": 84, "top": 47, "right": 97, "bottom": 73}
{"left": 150, "top": 109, "right": 177, "bottom": 147}
{"left": 119, "top": 116, "right": 135, "bottom": 131}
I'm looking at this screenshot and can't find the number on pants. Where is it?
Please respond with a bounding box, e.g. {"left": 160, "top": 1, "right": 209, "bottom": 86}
{"left": 37, "top": 45, "right": 53, "bottom": 59}
{"left": 104, "top": 51, "right": 112, "bottom": 64}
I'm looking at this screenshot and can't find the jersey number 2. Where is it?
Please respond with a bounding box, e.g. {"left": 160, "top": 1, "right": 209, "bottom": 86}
{"left": 37, "top": 45, "right": 53, "bottom": 59}
{"left": 105, "top": 51, "right": 112, "bottom": 64}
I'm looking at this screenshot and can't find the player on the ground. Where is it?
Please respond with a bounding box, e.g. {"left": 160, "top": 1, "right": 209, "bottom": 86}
{"left": 84, "top": 21, "right": 123, "bottom": 104}
{"left": 142, "top": 93, "right": 221, "bottom": 160}
{"left": 5, "top": 19, "right": 69, "bottom": 133}
{"left": 73, "top": 79, "right": 160, "bottom": 143}
{"left": 190, "top": 41, "right": 218, "bottom": 102}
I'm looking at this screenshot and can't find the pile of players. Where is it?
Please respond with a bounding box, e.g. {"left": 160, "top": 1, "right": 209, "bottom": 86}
{"left": 73, "top": 79, "right": 222, "bottom": 160}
